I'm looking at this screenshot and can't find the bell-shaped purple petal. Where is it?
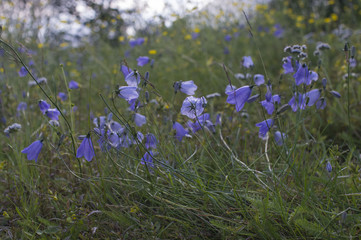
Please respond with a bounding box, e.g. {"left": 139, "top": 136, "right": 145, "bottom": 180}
{"left": 305, "top": 71, "right": 318, "bottom": 85}
{"left": 58, "top": 92, "right": 67, "bottom": 101}
{"left": 134, "top": 113, "right": 146, "bottom": 127}
{"left": 350, "top": 58, "right": 356, "bottom": 68}
{"left": 108, "top": 132, "right": 120, "bottom": 148}
{"left": 145, "top": 133, "right": 157, "bottom": 149}
{"left": 274, "top": 131, "right": 286, "bottom": 146}
{"left": 173, "top": 122, "right": 187, "bottom": 142}
{"left": 242, "top": 56, "right": 254, "bottom": 68}
{"left": 39, "top": 100, "right": 50, "bottom": 114}
{"left": 69, "top": 80, "right": 79, "bottom": 89}
{"left": 293, "top": 64, "right": 308, "bottom": 85}
{"left": 326, "top": 161, "right": 332, "bottom": 173}
{"left": 118, "top": 86, "right": 139, "bottom": 101}
{"left": 125, "top": 71, "right": 141, "bottom": 87}
{"left": 137, "top": 56, "right": 150, "bottom": 67}
{"left": 261, "top": 100, "right": 275, "bottom": 115}
{"left": 18, "top": 66, "right": 28, "bottom": 77}
{"left": 224, "top": 34, "right": 232, "bottom": 42}
{"left": 180, "top": 80, "right": 197, "bottom": 95}
{"left": 121, "top": 65, "right": 132, "bottom": 78}
{"left": 225, "top": 84, "right": 237, "bottom": 94}
{"left": 226, "top": 86, "right": 252, "bottom": 112}
{"left": 316, "top": 98, "right": 326, "bottom": 109}
{"left": 254, "top": 74, "right": 265, "bottom": 86}
{"left": 306, "top": 89, "right": 321, "bottom": 106}
{"left": 17, "top": 102, "right": 27, "bottom": 112}
{"left": 180, "top": 96, "right": 207, "bottom": 119}
{"left": 109, "top": 121, "right": 124, "bottom": 133}
{"left": 255, "top": 119, "right": 274, "bottom": 140}
{"left": 45, "top": 108, "right": 60, "bottom": 121}
{"left": 76, "top": 135, "right": 95, "bottom": 161}
{"left": 141, "top": 151, "right": 154, "bottom": 168}
{"left": 21, "top": 140, "right": 43, "bottom": 162}
{"left": 282, "top": 56, "right": 294, "bottom": 74}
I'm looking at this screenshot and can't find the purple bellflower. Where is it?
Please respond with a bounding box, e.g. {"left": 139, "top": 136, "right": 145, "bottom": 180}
{"left": 69, "top": 80, "right": 79, "bottom": 89}
{"left": 326, "top": 161, "right": 332, "bottom": 173}
{"left": 118, "top": 86, "right": 139, "bottom": 101}
{"left": 141, "top": 151, "right": 155, "bottom": 168}
{"left": 254, "top": 74, "right": 265, "bottom": 86}
{"left": 134, "top": 113, "right": 146, "bottom": 127}
{"left": 17, "top": 102, "right": 27, "bottom": 112}
{"left": 18, "top": 66, "right": 28, "bottom": 77}
{"left": 125, "top": 70, "right": 141, "bottom": 87}
{"left": 180, "top": 96, "right": 207, "bottom": 119}
{"left": 282, "top": 56, "right": 294, "bottom": 74}
{"left": 274, "top": 131, "right": 286, "bottom": 146}
{"left": 242, "top": 56, "right": 254, "bottom": 68}
{"left": 121, "top": 65, "right": 132, "bottom": 78}
{"left": 58, "top": 92, "right": 67, "bottom": 101}
{"left": 293, "top": 64, "right": 308, "bottom": 85}
{"left": 45, "top": 108, "right": 60, "bottom": 121}
{"left": 316, "top": 98, "right": 326, "bottom": 109}
{"left": 260, "top": 94, "right": 281, "bottom": 115}
{"left": 145, "top": 133, "right": 157, "bottom": 149}
{"left": 174, "top": 80, "right": 198, "bottom": 95}
{"left": 224, "top": 34, "right": 232, "bottom": 41}
{"left": 255, "top": 119, "right": 274, "bottom": 140}
{"left": 39, "top": 100, "right": 51, "bottom": 114}
{"left": 137, "top": 56, "right": 150, "bottom": 67}
{"left": 76, "top": 134, "right": 95, "bottom": 161}
{"left": 226, "top": 86, "right": 252, "bottom": 112}
{"left": 173, "top": 122, "right": 188, "bottom": 142}
{"left": 21, "top": 140, "right": 43, "bottom": 162}
{"left": 306, "top": 89, "right": 321, "bottom": 106}
{"left": 129, "top": 38, "right": 145, "bottom": 48}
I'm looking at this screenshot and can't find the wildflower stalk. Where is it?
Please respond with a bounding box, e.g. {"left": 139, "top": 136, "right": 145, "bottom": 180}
{"left": 346, "top": 47, "right": 351, "bottom": 128}
{"left": 0, "top": 38, "right": 82, "bottom": 175}
{"left": 60, "top": 65, "right": 75, "bottom": 133}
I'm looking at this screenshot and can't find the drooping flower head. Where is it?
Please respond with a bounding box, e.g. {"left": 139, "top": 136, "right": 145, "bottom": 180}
{"left": 21, "top": 140, "right": 43, "bottom": 162}
{"left": 17, "top": 102, "right": 27, "bottom": 112}
{"left": 39, "top": 100, "right": 51, "bottom": 114}
{"left": 226, "top": 85, "right": 252, "bottom": 112}
{"left": 141, "top": 151, "right": 155, "bottom": 168}
{"left": 45, "top": 108, "right": 60, "bottom": 121}
{"left": 282, "top": 56, "right": 294, "bottom": 74}
{"left": 274, "top": 131, "right": 286, "bottom": 146}
{"left": 76, "top": 134, "right": 95, "bottom": 161}
{"left": 242, "top": 56, "right": 254, "bottom": 68}
{"left": 125, "top": 70, "right": 141, "bottom": 87}
{"left": 255, "top": 119, "right": 274, "bottom": 140}
{"left": 134, "top": 113, "right": 146, "bottom": 127}
{"left": 137, "top": 56, "right": 150, "bottom": 67}
{"left": 145, "top": 133, "right": 157, "bottom": 149}
{"left": 58, "top": 92, "right": 67, "bottom": 101}
{"left": 173, "top": 122, "right": 188, "bottom": 142}
{"left": 117, "top": 86, "right": 139, "bottom": 101}
{"left": 174, "top": 80, "right": 198, "bottom": 95}
{"left": 18, "top": 66, "right": 28, "bottom": 77}
{"left": 69, "top": 80, "right": 79, "bottom": 89}
{"left": 180, "top": 96, "right": 207, "bottom": 119}
{"left": 121, "top": 65, "right": 132, "bottom": 78}
{"left": 254, "top": 74, "right": 265, "bottom": 86}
